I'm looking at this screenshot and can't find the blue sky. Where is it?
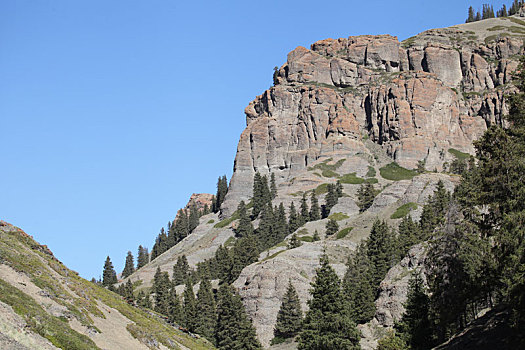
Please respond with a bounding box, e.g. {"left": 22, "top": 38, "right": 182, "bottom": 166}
{"left": 1, "top": 0, "right": 507, "bottom": 279}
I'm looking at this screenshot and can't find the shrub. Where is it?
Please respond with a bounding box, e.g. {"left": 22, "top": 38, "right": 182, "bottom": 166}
{"left": 379, "top": 162, "right": 417, "bottom": 181}
{"left": 336, "top": 227, "right": 353, "bottom": 239}
{"left": 390, "top": 202, "right": 418, "bottom": 219}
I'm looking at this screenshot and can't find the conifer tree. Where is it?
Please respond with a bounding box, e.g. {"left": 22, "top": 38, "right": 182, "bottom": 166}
{"left": 420, "top": 180, "right": 450, "bottom": 238}
{"left": 322, "top": 184, "right": 338, "bottom": 218}
{"left": 357, "top": 182, "right": 378, "bottom": 212}
{"left": 395, "top": 273, "right": 432, "bottom": 350}
{"left": 288, "top": 233, "right": 302, "bottom": 249}
{"left": 299, "top": 193, "right": 310, "bottom": 226}
{"left": 215, "top": 245, "right": 234, "bottom": 283}
{"left": 274, "top": 203, "right": 289, "bottom": 243}
{"left": 173, "top": 255, "right": 190, "bottom": 286}
{"left": 183, "top": 278, "right": 198, "bottom": 332}
{"left": 336, "top": 180, "right": 344, "bottom": 198}
{"left": 137, "top": 290, "right": 152, "bottom": 309}
{"left": 196, "top": 276, "right": 216, "bottom": 341}
{"left": 288, "top": 202, "right": 300, "bottom": 234}
{"left": 252, "top": 172, "right": 267, "bottom": 218}
{"left": 272, "top": 281, "right": 303, "bottom": 344}
{"left": 342, "top": 244, "right": 375, "bottom": 324}
{"left": 123, "top": 279, "right": 134, "bottom": 304}
{"left": 309, "top": 192, "right": 321, "bottom": 221}
{"left": 102, "top": 256, "right": 118, "bottom": 287}
{"left": 188, "top": 203, "right": 200, "bottom": 232}
{"left": 367, "top": 220, "right": 397, "bottom": 288}
{"left": 213, "top": 175, "right": 229, "bottom": 212}
{"left": 298, "top": 254, "right": 361, "bottom": 350}
{"left": 168, "top": 285, "right": 183, "bottom": 325}
{"left": 398, "top": 215, "right": 421, "bottom": 258}
{"left": 122, "top": 251, "right": 135, "bottom": 279}
{"left": 137, "top": 245, "right": 149, "bottom": 269}
{"left": 232, "top": 233, "right": 259, "bottom": 280}
{"left": 257, "top": 203, "right": 275, "bottom": 250}
{"left": 153, "top": 267, "right": 171, "bottom": 315}
{"left": 325, "top": 219, "right": 339, "bottom": 236}
{"left": 312, "top": 230, "right": 320, "bottom": 241}
{"left": 235, "top": 200, "right": 254, "bottom": 238}
{"left": 466, "top": 6, "right": 475, "bottom": 22}
{"left": 270, "top": 172, "right": 277, "bottom": 199}
{"left": 215, "top": 284, "right": 262, "bottom": 350}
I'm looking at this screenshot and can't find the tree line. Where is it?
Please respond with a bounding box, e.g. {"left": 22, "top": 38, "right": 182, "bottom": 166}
{"left": 466, "top": 1, "right": 524, "bottom": 22}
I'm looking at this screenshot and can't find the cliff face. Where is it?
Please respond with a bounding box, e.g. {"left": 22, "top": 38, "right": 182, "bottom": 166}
{"left": 222, "top": 20, "right": 523, "bottom": 216}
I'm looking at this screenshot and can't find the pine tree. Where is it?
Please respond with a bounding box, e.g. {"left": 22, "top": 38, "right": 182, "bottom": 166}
{"left": 102, "top": 256, "right": 118, "bottom": 287}
{"left": 342, "top": 244, "right": 375, "bottom": 324}
{"left": 123, "top": 279, "right": 135, "bottom": 304}
{"left": 153, "top": 267, "right": 171, "bottom": 315}
{"left": 257, "top": 203, "right": 275, "bottom": 250}
{"left": 122, "top": 251, "right": 135, "bottom": 279}
{"left": 298, "top": 254, "right": 361, "bottom": 350}
{"left": 466, "top": 6, "right": 475, "bottom": 23}
{"left": 475, "top": 11, "right": 481, "bottom": 21}
{"left": 232, "top": 232, "right": 259, "bottom": 280}
{"left": 357, "top": 182, "right": 378, "bottom": 212}
{"left": 270, "top": 173, "right": 277, "bottom": 199}
{"left": 252, "top": 172, "right": 266, "bottom": 218}
{"left": 322, "top": 184, "right": 338, "bottom": 218}
{"left": 420, "top": 180, "right": 450, "bottom": 238}
{"left": 288, "top": 202, "right": 300, "bottom": 234}
{"left": 325, "top": 219, "right": 339, "bottom": 236}
{"left": 183, "top": 278, "right": 198, "bottom": 332}
{"left": 168, "top": 285, "right": 183, "bottom": 325}
{"left": 288, "top": 233, "right": 302, "bottom": 249}
{"left": 213, "top": 175, "right": 229, "bottom": 212}
{"left": 274, "top": 203, "right": 289, "bottom": 243}
{"left": 312, "top": 230, "right": 320, "bottom": 241}
{"left": 498, "top": 4, "right": 508, "bottom": 17}
{"left": 336, "top": 181, "right": 344, "bottom": 198}
{"left": 398, "top": 215, "right": 421, "bottom": 258}
{"left": 215, "top": 284, "right": 262, "bottom": 350}
{"left": 395, "top": 273, "right": 432, "bottom": 350}
{"left": 137, "top": 290, "right": 152, "bottom": 309}
{"left": 299, "top": 193, "right": 310, "bottom": 226}
{"left": 309, "top": 192, "right": 321, "bottom": 221}
{"left": 215, "top": 245, "right": 234, "bottom": 283}
{"left": 272, "top": 281, "right": 303, "bottom": 344}
{"left": 367, "top": 220, "right": 397, "bottom": 288}
{"left": 195, "top": 276, "right": 216, "bottom": 341}
{"left": 173, "top": 255, "right": 190, "bottom": 286}
{"left": 188, "top": 203, "right": 200, "bottom": 232}
{"left": 235, "top": 200, "right": 254, "bottom": 238}
{"left": 137, "top": 245, "right": 149, "bottom": 269}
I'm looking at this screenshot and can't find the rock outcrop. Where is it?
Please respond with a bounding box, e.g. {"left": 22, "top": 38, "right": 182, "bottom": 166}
{"left": 222, "top": 18, "right": 523, "bottom": 216}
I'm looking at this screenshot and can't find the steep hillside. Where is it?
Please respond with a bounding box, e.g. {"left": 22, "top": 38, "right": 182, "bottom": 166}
{"left": 123, "top": 14, "right": 524, "bottom": 349}
{"left": 0, "top": 221, "right": 214, "bottom": 350}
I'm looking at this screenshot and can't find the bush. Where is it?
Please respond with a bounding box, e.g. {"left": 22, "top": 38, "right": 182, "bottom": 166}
{"left": 328, "top": 212, "right": 350, "bottom": 221}
{"left": 339, "top": 173, "right": 365, "bottom": 184}
{"left": 336, "top": 227, "right": 353, "bottom": 239}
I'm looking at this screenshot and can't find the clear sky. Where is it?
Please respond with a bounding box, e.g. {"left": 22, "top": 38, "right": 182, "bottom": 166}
{"left": 1, "top": 0, "right": 508, "bottom": 279}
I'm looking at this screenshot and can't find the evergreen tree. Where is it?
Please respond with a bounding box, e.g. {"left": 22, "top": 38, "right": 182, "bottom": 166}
{"left": 183, "top": 278, "right": 198, "bottom": 332}
{"left": 151, "top": 227, "right": 169, "bottom": 261}
{"left": 312, "top": 230, "right": 320, "bottom": 241}
{"left": 272, "top": 281, "right": 303, "bottom": 344}
{"left": 398, "top": 215, "right": 421, "bottom": 258}
{"left": 232, "top": 233, "right": 259, "bottom": 280}
{"left": 213, "top": 175, "right": 229, "bottom": 212}
{"left": 288, "top": 233, "right": 302, "bottom": 249}
{"left": 235, "top": 200, "right": 254, "bottom": 238}
{"left": 257, "top": 203, "right": 275, "bottom": 250}
{"left": 342, "top": 244, "right": 375, "bottom": 324}
{"left": 123, "top": 279, "right": 135, "bottom": 304}
{"left": 137, "top": 290, "right": 152, "bottom": 309}
{"left": 137, "top": 245, "right": 149, "bottom": 269}
{"left": 215, "top": 245, "right": 234, "bottom": 283}
{"left": 420, "top": 180, "right": 450, "bottom": 239}
{"left": 288, "top": 202, "right": 301, "bottom": 234}
{"left": 215, "top": 284, "right": 262, "bottom": 350}
{"left": 497, "top": 4, "right": 508, "bottom": 17}
{"left": 465, "top": 6, "right": 476, "bottom": 23}
{"left": 270, "top": 172, "right": 277, "bottom": 199}
{"left": 322, "top": 184, "right": 338, "bottom": 218}
{"left": 309, "top": 192, "right": 321, "bottom": 221}
{"left": 376, "top": 330, "right": 406, "bottom": 350}
{"left": 367, "top": 220, "right": 397, "bottom": 288}
{"left": 475, "top": 11, "right": 482, "bottom": 21}
{"left": 122, "top": 251, "right": 135, "bottom": 279}
{"left": 336, "top": 181, "right": 344, "bottom": 198}
{"left": 298, "top": 254, "right": 361, "bottom": 350}
{"left": 252, "top": 172, "right": 270, "bottom": 218}
{"left": 299, "top": 193, "right": 310, "bottom": 226}
{"left": 153, "top": 267, "right": 171, "bottom": 315}
{"left": 274, "top": 203, "right": 289, "bottom": 243}
{"left": 357, "top": 182, "right": 378, "bottom": 212}
{"left": 395, "top": 273, "right": 432, "bottom": 350}
{"left": 102, "top": 256, "right": 118, "bottom": 287}
{"left": 195, "top": 276, "right": 216, "bottom": 341}
{"left": 173, "top": 255, "right": 190, "bottom": 286}
{"left": 188, "top": 203, "right": 200, "bottom": 232}
{"left": 168, "top": 285, "right": 183, "bottom": 325}
{"left": 325, "top": 219, "right": 339, "bottom": 236}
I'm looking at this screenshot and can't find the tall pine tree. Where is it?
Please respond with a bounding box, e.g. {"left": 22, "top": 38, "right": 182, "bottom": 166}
{"left": 102, "top": 256, "right": 118, "bottom": 287}
{"left": 122, "top": 251, "right": 135, "bottom": 278}
{"left": 195, "top": 276, "right": 216, "bottom": 341}
{"left": 272, "top": 281, "right": 303, "bottom": 344}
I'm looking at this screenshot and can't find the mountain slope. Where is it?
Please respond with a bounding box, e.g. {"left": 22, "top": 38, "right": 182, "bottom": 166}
{"left": 0, "top": 221, "right": 214, "bottom": 350}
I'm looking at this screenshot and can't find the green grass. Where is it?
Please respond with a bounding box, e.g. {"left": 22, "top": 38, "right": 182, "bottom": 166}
{"left": 448, "top": 148, "right": 470, "bottom": 161}
{"left": 314, "top": 183, "right": 330, "bottom": 195}
{"left": 390, "top": 202, "right": 418, "bottom": 219}
{"left": 487, "top": 25, "right": 507, "bottom": 31}
{"left": 339, "top": 172, "right": 365, "bottom": 184}
{"left": 328, "top": 212, "right": 350, "bottom": 221}
{"left": 379, "top": 162, "right": 417, "bottom": 181}
{"left": 0, "top": 279, "right": 99, "bottom": 350}
{"left": 260, "top": 249, "right": 286, "bottom": 262}
{"left": 299, "top": 236, "right": 314, "bottom": 242}
{"left": 207, "top": 219, "right": 215, "bottom": 224}
{"left": 366, "top": 166, "right": 376, "bottom": 178}
{"left": 213, "top": 211, "right": 240, "bottom": 228}
{"left": 505, "top": 17, "right": 525, "bottom": 26}
{"left": 336, "top": 227, "right": 353, "bottom": 239}
{"left": 308, "top": 158, "right": 345, "bottom": 173}
{"left": 322, "top": 169, "right": 340, "bottom": 178}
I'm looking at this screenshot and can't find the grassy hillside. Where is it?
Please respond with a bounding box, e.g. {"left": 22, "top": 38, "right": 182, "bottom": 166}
{"left": 0, "top": 221, "right": 215, "bottom": 350}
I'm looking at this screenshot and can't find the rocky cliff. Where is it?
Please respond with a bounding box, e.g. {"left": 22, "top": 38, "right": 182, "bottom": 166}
{"left": 126, "top": 15, "right": 524, "bottom": 349}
